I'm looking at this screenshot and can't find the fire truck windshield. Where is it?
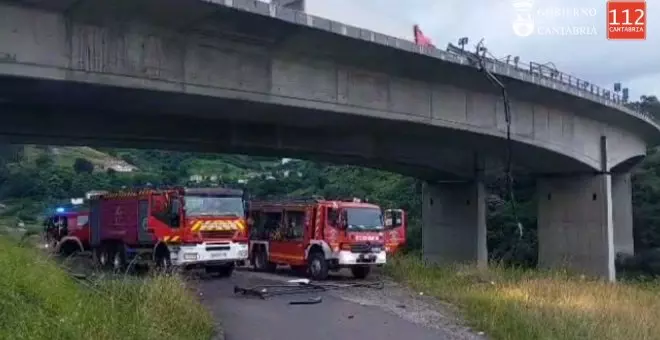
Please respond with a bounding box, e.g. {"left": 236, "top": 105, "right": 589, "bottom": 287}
{"left": 346, "top": 207, "right": 384, "bottom": 231}
{"left": 184, "top": 196, "right": 244, "bottom": 217}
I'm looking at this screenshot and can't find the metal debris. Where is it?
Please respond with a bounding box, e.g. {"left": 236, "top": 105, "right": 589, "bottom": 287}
{"left": 289, "top": 296, "right": 323, "bottom": 305}
{"left": 233, "top": 280, "right": 384, "bottom": 299}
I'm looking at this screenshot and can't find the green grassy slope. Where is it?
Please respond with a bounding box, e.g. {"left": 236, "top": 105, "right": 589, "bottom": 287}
{"left": 23, "top": 145, "right": 131, "bottom": 170}
{"left": 0, "top": 236, "right": 216, "bottom": 340}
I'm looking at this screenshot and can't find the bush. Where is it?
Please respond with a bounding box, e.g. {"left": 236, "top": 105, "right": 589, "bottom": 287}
{"left": 73, "top": 158, "right": 94, "bottom": 174}
{"left": 35, "top": 154, "right": 54, "bottom": 169}
{"left": 616, "top": 249, "right": 660, "bottom": 278}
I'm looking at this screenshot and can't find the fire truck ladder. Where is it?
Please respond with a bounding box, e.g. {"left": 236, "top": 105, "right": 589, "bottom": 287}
{"left": 254, "top": 195, "right": 326, "bottom": 205}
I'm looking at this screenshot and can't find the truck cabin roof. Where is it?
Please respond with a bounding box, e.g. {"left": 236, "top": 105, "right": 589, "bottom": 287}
{"left": 332, "top": 201, "right": 381, "bottom": 209}
{"left": 183, "top": 187, "right": 244, "bottom": 197}
{"left": 249, "top": 198, "right": 380, "bottom": 210}
{"left": 49, "top": 210, "right": 88, "bottom": 217}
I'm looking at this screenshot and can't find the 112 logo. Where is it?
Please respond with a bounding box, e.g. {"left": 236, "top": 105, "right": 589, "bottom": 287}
{"left": 607, "top": 0, "right": 647, "bottom": 40}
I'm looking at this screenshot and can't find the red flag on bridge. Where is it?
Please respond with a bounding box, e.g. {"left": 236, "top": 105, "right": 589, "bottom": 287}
{"left": 413, "top": 24, "right": 435, "bottom": 48}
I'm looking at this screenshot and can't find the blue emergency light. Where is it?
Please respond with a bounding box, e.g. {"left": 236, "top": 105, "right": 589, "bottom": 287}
{"left": 55, "top": 207, "right": 65, "bottom": 213}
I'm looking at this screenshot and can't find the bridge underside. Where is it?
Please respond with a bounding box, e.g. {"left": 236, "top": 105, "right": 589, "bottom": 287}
{"left": 0, "top": 75, "right": 596, "bottom": 180}
{"left": 0, "top": 75, "right": 639, "bottom": 281}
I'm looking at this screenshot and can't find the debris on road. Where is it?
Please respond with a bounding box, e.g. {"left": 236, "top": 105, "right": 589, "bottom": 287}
{"left": 289, "top": 296, "right": 323, "bottom": 305}
{"left": 287, "top": 278, "right": 310, "bottom": 284}
{"left": 233, "top": 280, "right": 384, "bottom": 299}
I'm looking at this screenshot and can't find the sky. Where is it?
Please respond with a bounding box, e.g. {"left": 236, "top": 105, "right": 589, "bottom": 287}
{"left": 270, "top": 0, "right": 659, "bottom": 101}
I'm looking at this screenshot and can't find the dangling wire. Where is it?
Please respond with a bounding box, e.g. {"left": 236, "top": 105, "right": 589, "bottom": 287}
{"left": 473, "top": 39, "right": 523, "bottom": 239}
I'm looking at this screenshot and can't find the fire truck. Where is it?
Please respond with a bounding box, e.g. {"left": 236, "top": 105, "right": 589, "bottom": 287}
{"left": 88, "top": 187, "right": 249, "bottom": 277}
{"left": 383, "top": 209, "right": 407, "bottom": 254}
{"left": 43, "top": 206, "right": 91, "bottom": 256}
{"left": 247, "top": 196, "right": 398, "bottom": 280}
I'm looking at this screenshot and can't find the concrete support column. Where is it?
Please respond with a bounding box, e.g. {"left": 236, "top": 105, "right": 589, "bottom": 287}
{"left": 537, "top": 174, "right": 616, "bottom": 281}
{"left": 612, "top": 173, "right": 634, "bottom": 256}
{"left": 421, "top": 179, "right": 487, "bottom": 267}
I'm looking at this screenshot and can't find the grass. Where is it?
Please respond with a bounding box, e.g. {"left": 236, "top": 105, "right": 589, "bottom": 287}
{"left": 0, "top": 236, "right": 216, "bottom": 340}
{"left": 22, "top": 145, "right": 129, "bottom": 170}
{"left": 386, "top": 254, "right": 660, "bottom": 340}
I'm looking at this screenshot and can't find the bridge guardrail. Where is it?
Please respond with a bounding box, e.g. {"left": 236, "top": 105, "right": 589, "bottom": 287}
{"left": 514, "top": 59, "right": 656, "bottom": 124}
{"left": 448, "top": 48, "right": 657, "bottom": 124}
{"left": 224, "top": 0, "right": 659, "bottom": 126}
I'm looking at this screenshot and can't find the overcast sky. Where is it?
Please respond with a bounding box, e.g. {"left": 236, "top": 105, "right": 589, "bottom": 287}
{"left": 270, "top": 0, "right": 658, "bottom": 101}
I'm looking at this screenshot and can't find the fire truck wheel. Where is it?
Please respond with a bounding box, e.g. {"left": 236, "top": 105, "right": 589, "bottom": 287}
{"left": 155, "top": 250, "right": 172, "bottom": 273}
{"left": 307, "top": 252, "right": 329, "bottom": 280}
{"left": 95, "top": 245, "right": 112, "bottom": 270}
{"left": 350, "top": 265, "right": 371, "bottom": 279}
{"left": 223, "top": 263, "right": 235, "bottom": 277}
{"left": 205, "top": 263, "right": 234, "bottom": 278}
{"left": 254, "top": 248, "right": 276, "bottom": 272}
{"left": 112, "top": 244, "right": 127, "bottom": 272}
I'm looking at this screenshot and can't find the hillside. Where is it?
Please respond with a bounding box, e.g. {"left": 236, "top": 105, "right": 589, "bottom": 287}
{"left": 23, "top": 145, "right": 137, "bottom": 172}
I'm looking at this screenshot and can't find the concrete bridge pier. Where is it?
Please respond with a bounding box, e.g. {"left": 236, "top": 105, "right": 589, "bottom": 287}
{"left": 612, "top": 173, "right": 634, "bottom": 257}
{"left": 421, "top": 178, "right": 488, "bottom": 268}
{"left": 536, "top": 172, "right": 634, "bottom": 282}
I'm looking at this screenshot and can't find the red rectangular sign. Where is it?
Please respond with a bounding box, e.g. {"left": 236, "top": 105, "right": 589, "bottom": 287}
{"left": 607, "top": 0, "right": 647, "bottom": 40}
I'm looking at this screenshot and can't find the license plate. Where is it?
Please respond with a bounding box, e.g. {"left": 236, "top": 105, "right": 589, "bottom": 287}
{"left": 358, "top": 254, "right": 375, "bottom": 261}
{"left": 211, "top": 252, "right": 227, "bottom": 259}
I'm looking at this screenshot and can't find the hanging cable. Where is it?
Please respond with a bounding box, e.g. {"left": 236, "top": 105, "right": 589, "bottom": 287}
{"left": 472, "top": 39, "right": 523, "bottom": 239}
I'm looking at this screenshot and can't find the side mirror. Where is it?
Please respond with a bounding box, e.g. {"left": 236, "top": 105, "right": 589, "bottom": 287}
{"left": 340, "top": 210, "right": 348, "bottom": 229}
{"left": 169, "top": 197, "right": 181, "bottom": 227}
{"left": 328, "top": 208, "right": 339, "bottom": 225}
{"left": 393, "top": 210, "right": 402, "bottom": 228}
{"left": 384, "top": 210, "right": 394, "bottom": 228}
{"left": 170, "top": 199, "right": 180, "bottom": 215}
{"left": 385, "top": 209, "right": 403, "bottom": 228}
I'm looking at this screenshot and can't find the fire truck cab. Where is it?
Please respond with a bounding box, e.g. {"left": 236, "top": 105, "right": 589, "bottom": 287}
{"left": 247, "top": 197, "right": 388, "bottom": 280}
{"left": 43, "top": 207, "right": 90, "bottom": 256}
{"left": 89, "top": 187, "right": 249, "bottom": 277}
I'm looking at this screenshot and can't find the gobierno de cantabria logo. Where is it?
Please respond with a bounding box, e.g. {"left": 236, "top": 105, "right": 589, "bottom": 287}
{"left": 511, "top": 0, "right": 535, "bottom": 37}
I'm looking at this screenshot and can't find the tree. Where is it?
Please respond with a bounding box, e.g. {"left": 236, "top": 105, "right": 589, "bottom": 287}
{"left": 35, "top": 153, "right": 54, "bottom": 169}
{"left": 73, "top": 158, "right": 95, "bottom": 174}
{"left": 628, "top": 95, "right": 660, "bottom": 119}
{"left": 0, "top": 144, "right": 24, "bottom": 165}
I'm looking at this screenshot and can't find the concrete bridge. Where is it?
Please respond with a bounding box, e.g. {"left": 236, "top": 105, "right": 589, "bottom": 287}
{"left": 0, "top": 0, "right": 658, "bottom": 281}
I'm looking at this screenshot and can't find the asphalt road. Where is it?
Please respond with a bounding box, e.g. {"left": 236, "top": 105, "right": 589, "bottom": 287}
{"left": 196, "top": 269, "right": 485, "bottom": 340}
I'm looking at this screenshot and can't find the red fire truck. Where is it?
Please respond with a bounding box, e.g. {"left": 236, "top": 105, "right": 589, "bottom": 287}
{"left": 247, "top": 197, "right": 398, "bottom": 280}
{"left": 384, "top": 209, "right": 407, "bottom": 254}
{"left": 43, "top": 207, "right": 91, "bottom": 256}
{"left": 88, "top": 187, "right": 249, "bottom": 276}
